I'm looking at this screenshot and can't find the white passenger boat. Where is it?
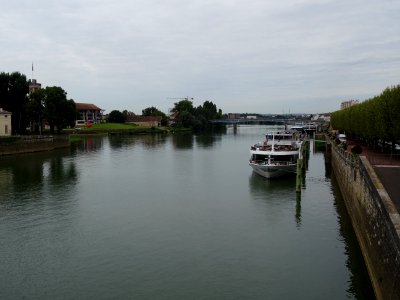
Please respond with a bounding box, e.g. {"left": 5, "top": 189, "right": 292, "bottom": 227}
{"left": 303, "top": 122, "right": 317, "bottom": 134}
{"left": 249, "top": 131, "right": 303, "bottom": 179}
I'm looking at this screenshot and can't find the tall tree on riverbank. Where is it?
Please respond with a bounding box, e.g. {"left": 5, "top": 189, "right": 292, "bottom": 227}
{"left": 142, "top": 106, "right": 168, "bottom": 126}
{"left": 0, "top": 72, "right": 29, "bottom": 134}
{"left": 42, "top": 86, "right": 76, "bottom": 133}
{"left": 331, "top": 84, "right": 400, "bottom": 150}
{"left": 26, "top": 88, "right": 46, "bottom": 134}
{"left": 107, "top": 110, "right": 125, "bottom": 123}
{"left": 171, "top": 98, "right": 223, "bottom": 132}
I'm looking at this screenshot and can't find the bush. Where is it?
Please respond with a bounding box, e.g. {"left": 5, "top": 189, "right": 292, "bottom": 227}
{"left": 107, "top": 110, "right": 125, "bottom": 123}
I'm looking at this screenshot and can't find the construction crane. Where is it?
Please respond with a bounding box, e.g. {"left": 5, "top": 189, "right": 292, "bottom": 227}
{"left": 167, "top": 97, "right": 193, "bottom": 101}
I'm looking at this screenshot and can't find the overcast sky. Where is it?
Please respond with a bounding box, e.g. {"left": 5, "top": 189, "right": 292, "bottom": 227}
{"left": 1, "top": 0, "right": 399, "bottom": 114}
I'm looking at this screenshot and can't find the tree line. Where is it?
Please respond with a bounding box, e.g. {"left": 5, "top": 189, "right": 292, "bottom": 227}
{"left": 331, "top": 84, "right": 400, "bottom": 149}
{"left": 0, "top": 72, "right": 76, "bottom": 134}
{"left": 108, "top": 98, "right": 223, "bottom": 133}
{"left": 171, "top": 98, "right": 223, "bottom": 132}
{"left": 1, "top": 71, "right": 224, "bottom": 135}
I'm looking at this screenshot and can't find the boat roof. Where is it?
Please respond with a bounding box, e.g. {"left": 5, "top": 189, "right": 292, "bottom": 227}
{"left": 266, "top": 130, "right": 300, "bottom": 136}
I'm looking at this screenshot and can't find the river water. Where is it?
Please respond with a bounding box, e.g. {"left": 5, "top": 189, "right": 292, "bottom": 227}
{"left": 0, "top": 125, "right": 374, "bottom": 299}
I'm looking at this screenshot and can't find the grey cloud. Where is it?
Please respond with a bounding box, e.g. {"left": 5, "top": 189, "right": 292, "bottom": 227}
{"left": 1, "top": 0, "right": 399, "bottom": 114}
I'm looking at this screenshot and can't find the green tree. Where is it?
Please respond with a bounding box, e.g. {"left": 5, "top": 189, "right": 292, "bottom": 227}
{"left": 42, "top": 86, "right": 75, "bottom": 133}
{"left": 27, "top": 89, "right": 46, "bottom": 134}
{"left": 331, "top": 84, "right": 400, "bottom": 149}
{"left": 0, "top": 72, "right": 29, "bottom": 134}
{"left": 172, "top": 99, "right": 194, "bottom": 114}
{"left": 172, "top": 99, "right": 194, "bottom": 128}
{"left": 142, "top": 106, "right": 161, "bottom": 116}
{"left": 122, "top": 110, "right": 128, "bottom": 121}
{"left": 62, "top": 99, "right": 77, "bottom": 129}
{"left": 171, "top": 99, "right": 223, "bottom": 132}
{"left": 142, "top": 106, "right": 168, "bottom": 126}
{"left": 108, "top": 110, "right": 125, "bottom": 123}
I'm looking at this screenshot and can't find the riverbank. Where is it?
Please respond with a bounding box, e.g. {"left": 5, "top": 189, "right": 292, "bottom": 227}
{"left": 66, "top": 123, "right": 193, "bottom": 136}
{"left": 0, "top": 135, "right": 70, "bottom": 156}
{"left": 330, "top": 136, "right": 400, "bottom": 300}
{"left": 0, "top": 125, "right": 193, "bottom": 156}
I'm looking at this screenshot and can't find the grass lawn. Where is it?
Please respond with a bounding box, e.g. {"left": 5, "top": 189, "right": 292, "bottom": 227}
{"left": 70, "top": 122, "right": 169, "bottom": 135}
{"left": 83, "top": 123, "right": 139, "bottom": 130}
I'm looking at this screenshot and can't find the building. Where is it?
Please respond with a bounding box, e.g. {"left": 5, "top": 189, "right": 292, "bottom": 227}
{"left": 311, "top": 113, "right": 331, "bottom": 122}
{"left": 228, "top": 113, "right": 242, "bottom": 119}
{"left": 28, "top": 79, "right": 41, "bottom": 94}
{"left": 75, "top": 103, "right": 104, "bottom": 125}
{"left": 0, "top": 108, "right": 12, "bottom": 136}
{"left": 340, "top": 100, "right": 359, "bottom": 110}
{"left": 125, "top": 112, "right": 162, "bottom": 127}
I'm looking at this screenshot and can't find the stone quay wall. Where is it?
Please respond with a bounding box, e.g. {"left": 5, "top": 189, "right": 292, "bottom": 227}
{"left": 331, "top": 144, "right": 400, "bottom": 300}
{"left": 0, "top": 135, "right": 70, "bottom": 156}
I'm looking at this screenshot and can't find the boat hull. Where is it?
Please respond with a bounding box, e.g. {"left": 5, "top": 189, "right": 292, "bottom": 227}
{"left": 249, "top": 162, "right": 296, "bottom": 179}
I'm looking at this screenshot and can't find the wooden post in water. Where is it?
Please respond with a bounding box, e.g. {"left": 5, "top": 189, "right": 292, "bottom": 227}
{"left": 296, "top": 158, "right": 302, "bottom": 193}
{"left": 313, "top": 132, "right": 315, "bottom": 154}
{"left": 301, "top": 140, "right": 308, "bottom": 170}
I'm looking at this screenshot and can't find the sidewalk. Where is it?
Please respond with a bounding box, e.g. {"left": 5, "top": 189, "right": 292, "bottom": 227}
{"left": 347, "top": 140, "right": 400, "bottom": 210}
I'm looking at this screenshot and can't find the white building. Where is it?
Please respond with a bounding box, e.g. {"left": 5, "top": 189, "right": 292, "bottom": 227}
{"left": 340, "top": 100, "right": 359, "bottom": 110}
{"left": 0, "top": 108, "right": 12, "bottom": 136}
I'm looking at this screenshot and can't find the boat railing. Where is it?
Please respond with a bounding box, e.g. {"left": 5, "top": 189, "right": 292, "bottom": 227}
{"left": 249, "top": 159, "right": 294, "bottom": 166}
{"left": 251, "top": 144, "right": 298, "bottom": 151}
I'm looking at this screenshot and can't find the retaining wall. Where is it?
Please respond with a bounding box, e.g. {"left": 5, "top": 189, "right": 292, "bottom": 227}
{"left": 331, "top": 144, "right": 400, "bottom": 300}
{"left": 0, "top": 135, "right": 70, "bottom": 156}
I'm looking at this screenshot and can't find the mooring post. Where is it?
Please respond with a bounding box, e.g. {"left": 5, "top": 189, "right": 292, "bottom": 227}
{"left": 296, "top": 158, "right": 302, "bottom": 193}
{"left": 313, "top": 132, "right": 315, "bottom": 154}
{"left": 301, "top": 141, "right": 308, "bottom": 170}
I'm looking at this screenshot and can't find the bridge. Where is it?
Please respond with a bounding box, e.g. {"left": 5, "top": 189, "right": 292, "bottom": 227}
{"left": 209, "top": 118, "right": 291, "bottom": 125}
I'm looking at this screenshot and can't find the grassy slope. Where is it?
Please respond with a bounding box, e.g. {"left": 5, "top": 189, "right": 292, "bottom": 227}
{"left": 70, "top": 123, "right": 170, "bottom": 135}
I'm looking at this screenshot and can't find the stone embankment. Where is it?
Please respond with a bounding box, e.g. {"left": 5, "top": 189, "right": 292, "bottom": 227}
{"left": 331, "top": 141, "right": 400, "bottom": 300}
{"left": 0, "top": 135, "right": 70, "bottom": 156}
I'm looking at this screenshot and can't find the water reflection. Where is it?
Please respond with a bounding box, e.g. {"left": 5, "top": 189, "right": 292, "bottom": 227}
{"left": 107, "top": 134, "right": 168, "bottom": 150}
{"left": 313, "top": 140, "right": 332, "bottom": 178}
{"left": 72, "top": 136, "right": 104, "bottom": 152}
{"left": 108, "top": 135, "right": 134, "bottom": 149}
{"left": 48, "top": 156, "right": 77, "bottom": 186}
{"left": 0, "top": 149, "right": 78, "bottom": 209}
{"left": 195, "top": 134, "right": 222, "bottom": 148}
{"left": 137, "top": 134, "right": 167, "bottom": 149}
{"left": 171, "top": 133, "right": 194, "bottom": 149}
{"left": 248, "top": 173, "right": 301, "bottom": 227}
{"left": 330, "top": 174, "right": 376, "bottom": 299}
{"left": 248, "top": 172, "right": 297, "bottom": 196}
{"left": 295, "top": 193, "right": 302, "bottom": 228}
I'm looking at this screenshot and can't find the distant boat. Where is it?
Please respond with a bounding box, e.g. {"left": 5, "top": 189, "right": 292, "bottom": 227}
{"left": 290, "top": 123, "right": 305, "bottom": 133}
{"left": 290, "top": 122, "right": 317, "bottom": 134}
{"left": 249, "top": 131, "right": 303, "bottom": 179}
{"left": 303, "top": 122, "right": 317, "bottom": 134}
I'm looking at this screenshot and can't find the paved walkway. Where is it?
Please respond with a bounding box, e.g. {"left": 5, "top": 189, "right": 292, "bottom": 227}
{"left": 347, "top": 140, "right": 400, "bottom": 209}
{"left": 373, "top": 166, "right": 400, "bottom": 211}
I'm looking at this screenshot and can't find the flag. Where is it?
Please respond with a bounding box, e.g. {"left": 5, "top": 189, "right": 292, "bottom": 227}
{"left": 32, "top": 62, "right": 34, "bottom": 72}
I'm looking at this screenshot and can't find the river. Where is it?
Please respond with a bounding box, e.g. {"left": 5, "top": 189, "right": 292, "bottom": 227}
{"left": 0, "top": 125, "right": 374, "bottom": 299}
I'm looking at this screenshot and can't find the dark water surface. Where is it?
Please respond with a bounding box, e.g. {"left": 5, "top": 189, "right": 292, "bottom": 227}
{"left": 0, "top": 126, "right": 374, "bottom": 299}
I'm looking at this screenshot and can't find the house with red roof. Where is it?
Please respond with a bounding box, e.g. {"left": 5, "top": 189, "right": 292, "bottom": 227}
{"left": 75, "top": 103, "right": 104, "bottom": 126}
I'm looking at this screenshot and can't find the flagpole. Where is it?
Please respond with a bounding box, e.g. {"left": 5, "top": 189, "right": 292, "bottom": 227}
{"left": 32, "top": 62, "right": 34, "bottom": 80}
